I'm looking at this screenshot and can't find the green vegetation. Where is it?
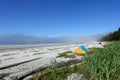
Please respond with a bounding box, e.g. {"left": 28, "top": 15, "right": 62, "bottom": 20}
{"left": 84, "top": 41, "right": 120, "bottom": 80}
{"left": 39, "top": 59, "right": 84, "bottom": 80}
{"left": 57, "top": 51, "right": 72, "bottom": 57}
{"left": 75, "top": 54, "right": 86, "bottom": 56}
{"left": 64, "top": 51, "right": 73, "bottom": 53}
{"left": 57, "top": 52, "right": 67, "bottom": 57}
{"left": 32, "top": 42, "right": 120, "bottom": 80}
{"left": 57, "top": 51, "right": 86, "bottom": 58}
{"left": 68, "top": 54, "right": 76, "bottom": 58}
{"left": 87, "top": 48, "right": 103, "bottom": 54}
{"left": 89, "top": 48, "right": 102, "bottom": 51}
{"left": 57, "top": 51, "right": 77, "bottom": 58}
{"left": 102, "top": 27, "right": 120, "bottom": 41}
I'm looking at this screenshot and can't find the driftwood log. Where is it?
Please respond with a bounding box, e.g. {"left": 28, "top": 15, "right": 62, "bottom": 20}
{"left": 20, "top": 58, "right": 83, "bottom": 80}
{"left": 0, "top": 58, "right": 83, "bottom": 80}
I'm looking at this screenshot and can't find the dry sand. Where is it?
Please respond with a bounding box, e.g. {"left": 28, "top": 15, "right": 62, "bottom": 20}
{"left": 0, "top": 42, "right": 103, "bottom": 80}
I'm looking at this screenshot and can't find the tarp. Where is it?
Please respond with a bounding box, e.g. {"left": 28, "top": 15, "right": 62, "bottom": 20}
{"left": 73, "top": 48, "right": 86, "bottom": 54}
{"left": 79, "top": 45, "right": 88, "bottom": 51}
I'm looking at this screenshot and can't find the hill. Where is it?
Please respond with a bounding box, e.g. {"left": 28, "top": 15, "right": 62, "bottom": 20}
{"left": 101, "top": 28, "right": 120, "bottom": 41}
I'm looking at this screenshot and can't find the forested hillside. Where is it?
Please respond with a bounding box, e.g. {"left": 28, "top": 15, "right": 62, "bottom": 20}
{"left": 102, "top": 28, "right": 120, "bottom": 41}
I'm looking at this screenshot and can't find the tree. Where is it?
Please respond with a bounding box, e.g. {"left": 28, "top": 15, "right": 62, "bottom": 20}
{"left": 101, "top": 27, "right": 120, "bottom": 41}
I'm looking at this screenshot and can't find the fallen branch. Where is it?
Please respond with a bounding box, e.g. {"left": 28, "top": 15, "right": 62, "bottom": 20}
{"left": 0, "top": 57, "right": 42, "bottom": 70}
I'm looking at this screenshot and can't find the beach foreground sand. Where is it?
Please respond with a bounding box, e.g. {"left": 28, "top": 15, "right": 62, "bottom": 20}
{"left": 0, "top": 42, "right": 103, "bottom": 80}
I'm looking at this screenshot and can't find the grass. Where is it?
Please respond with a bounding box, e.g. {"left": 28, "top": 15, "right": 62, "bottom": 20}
{"left": 84, "top": 41, "right": 120, "bottom": 80}
{"left": 88, "top": 48, "right": 102, "bottom": 51}
{"left": 32, "top": 41, "right": 120, "bottom": 80}
{"left": 87, "top": 48, "right": 103, "bottom": 55}
{"left": 39, "top": 59, "right": 84, "bottom": 80}
{"left": 58, "top": 53, "right": 77, "bottom": 58}
{"left": 57, "top": 51, "right": 87, "bottom": 58}
{"left": 57, "top": 51, "right": 72, "bottom": 58}
{"left": 68, "top": 54, "right": 76, "bottom": 58}
{"left": 75, "top": 54, "right": 86, "bottom": 56}
{"left": 57, "top": 52, "right": 67, "bottom": 57}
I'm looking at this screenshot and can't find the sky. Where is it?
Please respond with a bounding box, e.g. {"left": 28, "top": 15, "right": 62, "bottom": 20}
{"left": 0, "top": 0, "right": 120, "bottom": 37}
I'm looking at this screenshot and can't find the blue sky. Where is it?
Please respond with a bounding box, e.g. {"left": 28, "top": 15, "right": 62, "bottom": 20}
{"left": 0, "top": 0, "right": 120, "bottom": 37}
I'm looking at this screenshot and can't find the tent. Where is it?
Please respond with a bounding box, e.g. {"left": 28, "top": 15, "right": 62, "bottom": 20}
{"left": 79, "top": 45, "right": 88, "bottom": 51}
{"left": 73, "top": 48, "right": 86, "bottom": 54}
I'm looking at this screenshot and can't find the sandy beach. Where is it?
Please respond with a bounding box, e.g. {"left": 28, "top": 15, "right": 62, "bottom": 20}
{"left": 0, "top": 42, "right": 103, "bottom": 80}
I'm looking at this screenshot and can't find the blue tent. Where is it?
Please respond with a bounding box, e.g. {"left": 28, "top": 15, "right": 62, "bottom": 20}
{"left": 79, "top": 45, "right": 89, "bottom": 51}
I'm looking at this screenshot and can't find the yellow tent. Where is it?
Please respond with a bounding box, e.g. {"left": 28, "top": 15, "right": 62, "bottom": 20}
{"left": 73, "top": 48, "right": 86, "bottom": 54}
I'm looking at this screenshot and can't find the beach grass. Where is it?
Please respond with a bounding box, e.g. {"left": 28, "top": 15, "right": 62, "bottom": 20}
{"left": 39, "top": 59, "right": 84, "bottom": 80}
{"left": 32, "top": 41, "right": 120, "bottom": 80}
{"left": 84, "top": 41, "right": 120, "bottom": 80}
{"left": 57, "top": 51, "right": 72, "bottom": 57}
{"left": 68, "top": 54, "right": 76, "bottom": 58}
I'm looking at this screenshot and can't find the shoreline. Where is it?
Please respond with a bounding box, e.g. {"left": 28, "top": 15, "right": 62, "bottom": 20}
{"left": 0, "top": 42, "right": 103, "bottom": 80}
